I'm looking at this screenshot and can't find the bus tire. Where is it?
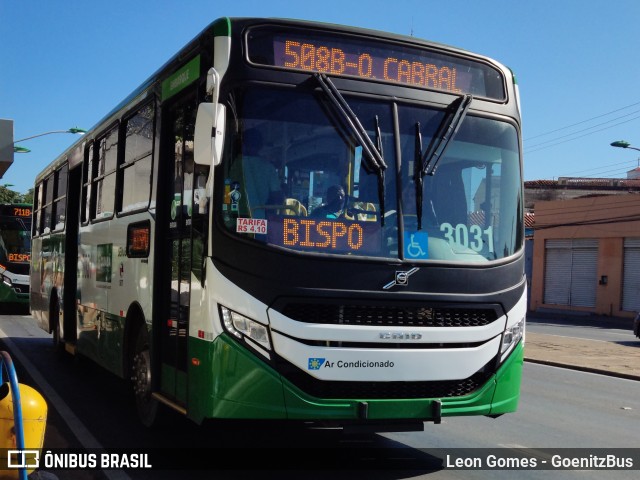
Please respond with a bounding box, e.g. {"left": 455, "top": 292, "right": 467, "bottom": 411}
{"left": 131, "top": 324, "right": 158, "bottom": 427}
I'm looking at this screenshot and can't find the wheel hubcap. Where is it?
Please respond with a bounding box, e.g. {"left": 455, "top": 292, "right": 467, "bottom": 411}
{"left": 132, "top": 350, "right": 151, "bottom": 397}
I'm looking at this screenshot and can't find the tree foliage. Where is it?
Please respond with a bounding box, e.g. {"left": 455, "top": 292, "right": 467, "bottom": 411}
{"left": 0, "top": 185, "right": 33, "bottom": 204}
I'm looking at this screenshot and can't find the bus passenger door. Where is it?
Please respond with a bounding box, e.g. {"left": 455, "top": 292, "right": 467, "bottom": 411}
{"left": 156, "top": 92, "right": 199, "bottom": 407}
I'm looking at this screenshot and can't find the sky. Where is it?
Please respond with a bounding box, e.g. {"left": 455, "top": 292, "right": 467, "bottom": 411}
{"left": 2, "top": 0, "right": 640, "bottom": 194}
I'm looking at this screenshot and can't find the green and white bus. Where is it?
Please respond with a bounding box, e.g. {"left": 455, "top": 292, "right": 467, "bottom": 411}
{"left": 0, "top": 203, "right": 32, "bottom": 311}
{"left": 31, "top": 17, "right": 525, "bottom": 431}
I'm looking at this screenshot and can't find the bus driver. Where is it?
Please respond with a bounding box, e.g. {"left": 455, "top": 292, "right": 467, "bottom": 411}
{"left": 311, "top": 185, "right": 351, "bottom": 219}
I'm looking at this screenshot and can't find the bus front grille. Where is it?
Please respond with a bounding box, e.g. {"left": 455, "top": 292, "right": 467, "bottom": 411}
{"left": 280, "top": 303, "right": 499, "bottom": 328}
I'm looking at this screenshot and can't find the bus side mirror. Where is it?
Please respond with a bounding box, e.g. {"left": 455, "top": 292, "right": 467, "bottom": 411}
{"left": 194, "top": 102, "right": 226, "bottom": 167}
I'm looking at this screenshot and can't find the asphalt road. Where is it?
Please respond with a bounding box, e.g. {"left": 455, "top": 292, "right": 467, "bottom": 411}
{"left": 0, "top": 314, "right": 638, "bottom": 480}
{"left": 526, "top": 314, "right": 636, "bottom": 344}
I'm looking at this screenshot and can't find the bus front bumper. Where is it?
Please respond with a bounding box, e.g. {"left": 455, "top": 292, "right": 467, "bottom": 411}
{"left": 187, "top": 334, "right": 523, "bottom": 425}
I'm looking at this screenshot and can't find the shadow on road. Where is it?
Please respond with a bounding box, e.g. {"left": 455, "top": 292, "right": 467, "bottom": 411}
{"left": 2, "top": 333, "right": 447, "bottom": 479}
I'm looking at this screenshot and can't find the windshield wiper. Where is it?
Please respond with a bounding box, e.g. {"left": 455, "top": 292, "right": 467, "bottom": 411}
{"left": 314, "top": 73, "right": 388, "bottom": 224}
{"left": 414, "top": 94, "right": 472, "bottom": 230}
{"left": 375, "top": 114, "right": 384, "bottom": 159}
{"left": 373, "top": 114, "right": 386, "bottom": 223}
{"left": 414, "top": 122, "right": 425, "bottom": 230}
{"left": 422, "top": 94, "right": 472, "bottom": 176}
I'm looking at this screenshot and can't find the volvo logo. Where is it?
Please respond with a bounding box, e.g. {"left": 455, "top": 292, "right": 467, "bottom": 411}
{"left": 383, "top": 267, "right": 419, "bottom": 289}
{"left": 379, "top": 332, "right": 422, "bottom": 340}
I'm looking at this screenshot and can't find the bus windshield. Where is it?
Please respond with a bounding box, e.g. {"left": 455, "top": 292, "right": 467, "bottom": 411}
{"left": 0, "top": 213, "right": 32, "bottom": 274}
{"left": 219, "top": 86, "right": 521, "bottom": 263}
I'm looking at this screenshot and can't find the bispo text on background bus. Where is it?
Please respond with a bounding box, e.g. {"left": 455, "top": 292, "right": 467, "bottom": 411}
{"left": 30, "top": 17, "right": 526, "bottom": 431}
{"left": 0, "top": 203, "right": 32, "bottom": 311}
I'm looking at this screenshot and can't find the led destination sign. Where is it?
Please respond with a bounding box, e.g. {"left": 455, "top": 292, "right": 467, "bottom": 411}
{"left": 0, "top": 205, "right": 31, "bottom": 217}
{"left": 13, "top": 207, "right": 31, "bottom": 217}
{"left": 267, "top": 217, "right": 381, "bottom": 254}
{"left": 277, "top": 39, "right": 471, "bottom": 95}
{"left": 248, "top": 27, "right": 505, "bottom": 99}
{"left": 8, "top": 253, "right": 30, "bottom": 263}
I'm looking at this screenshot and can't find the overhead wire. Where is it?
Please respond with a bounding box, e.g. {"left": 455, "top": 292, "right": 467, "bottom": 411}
{"left": 524, "top": 111, "right": 640, "bottom": 154}
{"left": 555, "top": 159, "right": 635, "bottom": 177}
{"left": 524, "top": 101, "right": 640, "bottom": 142}
{"left": 523, "top": 100, "right": 640, "bottom": 171}
{"left": 524, "top": 101, "right": 640, "bottom": 227}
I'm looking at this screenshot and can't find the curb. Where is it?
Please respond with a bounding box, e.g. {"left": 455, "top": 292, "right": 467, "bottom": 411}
{"left": 524, "top": 357, "right": 640, "bottom": 382}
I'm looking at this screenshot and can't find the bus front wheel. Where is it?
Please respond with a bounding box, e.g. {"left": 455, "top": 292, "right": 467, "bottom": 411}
{"left": 131, "top": 325, "right": 158, "bottom": 427}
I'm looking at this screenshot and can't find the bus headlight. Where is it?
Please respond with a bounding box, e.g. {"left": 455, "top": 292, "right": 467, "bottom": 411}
{"left": 220, "top": 306, "right": 271, "bottom": 351}
{"left": 2, "top": 274, "right": 12, "bottom": 287}
{"left": 501, "top": 318, "right": 525, "bottom": 357}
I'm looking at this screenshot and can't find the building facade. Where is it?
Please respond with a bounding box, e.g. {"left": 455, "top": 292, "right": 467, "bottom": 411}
{"left": 529, "top": 193, "right": 640, "bottom": 318}
{"left": 525, "top": 176, "right": 640, "bottom": 213}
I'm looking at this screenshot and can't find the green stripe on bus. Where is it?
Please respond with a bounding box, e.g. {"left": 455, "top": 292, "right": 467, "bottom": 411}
{"left": 161, "top": 55, "right": 200, "bottom": 101}
{"left": 212, "top": 17, "right": 231, "bottom": 37}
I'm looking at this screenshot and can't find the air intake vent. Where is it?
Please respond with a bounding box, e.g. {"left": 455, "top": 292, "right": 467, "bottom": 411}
{"left": 281, "top": 303, "right": 498, "bottom": 327}
{"left": 279, "top": 361, "right": 490, "bottom": 399}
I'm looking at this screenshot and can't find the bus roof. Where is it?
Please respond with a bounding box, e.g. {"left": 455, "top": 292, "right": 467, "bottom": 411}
{"left": 35, "top": 16, "right": 511, "bottom": 184}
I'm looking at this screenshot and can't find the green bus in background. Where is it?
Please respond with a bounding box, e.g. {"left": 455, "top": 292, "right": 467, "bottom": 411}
{"left": 0, "top": 203, "right": 32, "bottom": 311}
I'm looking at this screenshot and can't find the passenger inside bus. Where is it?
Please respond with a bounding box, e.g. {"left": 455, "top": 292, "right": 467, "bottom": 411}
{"left": 311, "top": 184, "right": 349, "bottom": 219}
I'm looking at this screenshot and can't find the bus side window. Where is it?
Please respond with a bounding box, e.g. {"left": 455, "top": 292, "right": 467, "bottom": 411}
{"left": 33, "top": 184, "right": 42, "bottom": 237}
{"left": 94, "top": 125, "right": 118, "bottom": 220}
{"left": 42, "top": 174, "right": 54, "bottom": 234}
{"left": 53, "top": 163, "right": 68, "bottom": 231}
{"left": 81, "top": 143, "right": 94, "bottom": 224}
{"left": 120, "top": 102, "right": 154, "bottom": 214}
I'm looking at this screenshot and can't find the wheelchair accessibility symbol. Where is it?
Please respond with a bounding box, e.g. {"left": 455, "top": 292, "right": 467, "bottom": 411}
{"left": 404, "top": 231, "right": 429, "bottom": 259}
